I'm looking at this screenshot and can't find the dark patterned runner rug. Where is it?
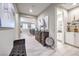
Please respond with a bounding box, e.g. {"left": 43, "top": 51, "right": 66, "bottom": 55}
{"left": 9, "top": 39, "right": 27, "bottom": 56}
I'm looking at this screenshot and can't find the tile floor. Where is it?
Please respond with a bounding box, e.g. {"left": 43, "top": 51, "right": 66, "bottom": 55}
{"left": 20, "top": 31, "right": 79, "bottom": 56}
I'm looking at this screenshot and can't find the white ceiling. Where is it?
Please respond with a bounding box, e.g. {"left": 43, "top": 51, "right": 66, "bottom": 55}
{"left": 59, "top": 3, "right": 79, "bottom": 10}
{"left": 16, "top": 3, "right": 79, "bottom": 16}
{"left": 16, "top": 3, "right": 51, "bottom": 16}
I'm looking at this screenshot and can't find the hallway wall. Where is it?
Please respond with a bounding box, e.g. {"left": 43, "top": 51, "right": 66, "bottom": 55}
{"left": 37, "top": 4, "right": 57, "bottom": 48}
{"left": 0, "top": 29, "right": 15, "bottom": 56}
{"left": 14, "top": 4, "right": 21, "bottom": 39}
{"left": 20, "top": 14, "right": 36, "bottom": 24}
{"left": 0, "top": 3, "right": 18, "bottom": 55}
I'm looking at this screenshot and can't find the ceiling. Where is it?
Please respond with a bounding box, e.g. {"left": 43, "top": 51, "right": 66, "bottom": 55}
{"left": 59, "top": 3, "right": 79, "bottom": 10}
{"left": 16, "top": 3, "right": 79, "bottom": 17}
{"left": 16, "top": 3, "right": 51, "bottom": 16}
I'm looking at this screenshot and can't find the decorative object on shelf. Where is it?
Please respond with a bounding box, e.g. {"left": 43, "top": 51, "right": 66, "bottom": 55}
{"left": 74, "top": 16, "right": 75, "bottom": 21}
{"left": 72, "top": 16, "right": 77, "bottom": 24}
{"left": 67, "top": 22, "right": 71, "bottom": 32}
{"left": 74, "top": 25, "right": 78, "bottom": 32}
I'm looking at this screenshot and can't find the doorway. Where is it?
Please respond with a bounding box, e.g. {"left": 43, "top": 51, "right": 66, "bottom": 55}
{"left": 56, "top": 8, "right": 64, "bottom": 44}
{"left": 20, "top": 16, "right": 36, "bottom": 36}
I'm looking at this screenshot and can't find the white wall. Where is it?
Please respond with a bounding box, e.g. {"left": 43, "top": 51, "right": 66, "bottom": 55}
{"left": 69, "top": 7, "right": 79, "bottom": 22}
{"left": 0, "top": 3, "right": 18, "bottom": 56}
{"left": 20, "top": 16, "right": 36, "bottom": 24}
{"left": 15, "top": 13, "right": 20, "bottom": 39}
{"left": 63, "top": 9, "right": 69, "bottom": 43}
{"left": 37, "top": 4, "right": 57, "bottom": 48}
{"left": 0, "top": 29, "right": 15, "bottom": 56}
{"left": 20, "top": 14, "right": 36, "bottom": 24}
{"left": 13, "top": 4, "right": 20, "bottom": 39}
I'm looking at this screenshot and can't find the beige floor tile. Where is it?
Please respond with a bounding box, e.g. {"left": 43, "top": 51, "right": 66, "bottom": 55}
{"left": 21, "top": 31, "right": 79, "bottom": 56}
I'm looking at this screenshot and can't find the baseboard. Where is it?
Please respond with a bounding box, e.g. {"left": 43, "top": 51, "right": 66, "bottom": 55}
{"left": 65, "top": 42, "right": 79, "bottom": 48}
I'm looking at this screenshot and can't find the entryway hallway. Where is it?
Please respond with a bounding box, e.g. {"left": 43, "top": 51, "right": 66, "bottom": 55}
{"left": 20, "top": 31, "right": 79, "bottom": 56}
{"left": 20, "top": 31, "right": 55, "bottom": 56}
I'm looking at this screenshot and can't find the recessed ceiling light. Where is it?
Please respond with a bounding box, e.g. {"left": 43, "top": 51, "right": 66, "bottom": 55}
{"left": 72, "top": 3, "right": 77, "bottom": 5}
{"left": 29, "top": 9, "right": 32, "bottom": 13}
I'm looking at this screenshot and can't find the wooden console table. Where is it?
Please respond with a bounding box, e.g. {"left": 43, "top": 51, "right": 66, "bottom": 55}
{"left": 35, "top": 31, "right": 49, "bottom": 46}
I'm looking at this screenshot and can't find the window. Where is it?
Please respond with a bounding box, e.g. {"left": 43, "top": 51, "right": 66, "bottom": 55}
{"left": 31, "top": 24, "right": 35, "bottom": 29}
{"left": 22, "top": 23, "right": 28, "bottom": 29}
